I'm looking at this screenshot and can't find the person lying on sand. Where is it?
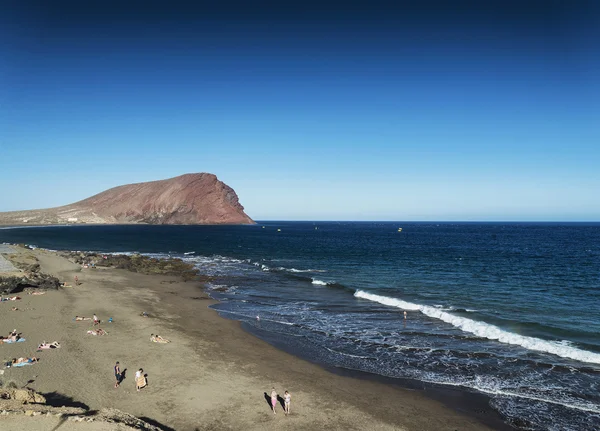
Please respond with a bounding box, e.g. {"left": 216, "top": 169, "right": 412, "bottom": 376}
{"left": 150, "top": 334, "right": 170, "bottom": 343}
{"left": 11, "top": 307, "right": 18, "bottom": 311}
{"left": 73, "top": 316, "right": 92, "bottom": 321}
{"left": 29, "top": 291, "right": 46, "bottom": 296}
{"left": 5, "top": 330, "right": 21, "bottom": 342}
{"left": 87, "top": 329, "right": 107, "bottom": 336}
{"left": 38, "top": 341, "right": 61, "bottom": 349}
{"left": 5, "top": 357, "right": 39, "bottom": 367}
{"left": 140, "top": 311, "right": 149, "bottom": 317}
{"left": 0, "top": 296, "right": 21, "bottom": 302}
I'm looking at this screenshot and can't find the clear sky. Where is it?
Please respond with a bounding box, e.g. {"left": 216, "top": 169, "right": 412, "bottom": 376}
{"left": 1, "top": 1, "right": 599, "bottom": 221}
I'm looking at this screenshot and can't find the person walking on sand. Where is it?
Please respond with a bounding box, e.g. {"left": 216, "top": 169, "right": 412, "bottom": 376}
{"left": 270, "top": 387, "right": 278, "bottom": 415}
{"left": 284, "top": 390, "right": 291, "bottom": 415}
{"left": 74, "top": 275, "right": 79, "bottom": 286}
{"left": 114, "top": 361, "right": 121, "bottom": 388}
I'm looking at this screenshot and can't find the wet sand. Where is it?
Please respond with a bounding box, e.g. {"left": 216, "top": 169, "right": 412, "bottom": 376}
{"left": 0, "top": 248, "right": 507, "bottom": 430}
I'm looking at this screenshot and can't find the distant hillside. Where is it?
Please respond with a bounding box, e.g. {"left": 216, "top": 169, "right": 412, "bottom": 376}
{"left": 0, "top": 173, "right": 255, "bottom": 226}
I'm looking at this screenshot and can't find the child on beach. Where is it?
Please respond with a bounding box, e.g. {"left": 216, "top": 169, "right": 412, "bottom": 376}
{"left": 284, "top": 390, "right": 291, "bottom": 415}
{"left": 270, "top": 388, "right": 278, "bottom": 415}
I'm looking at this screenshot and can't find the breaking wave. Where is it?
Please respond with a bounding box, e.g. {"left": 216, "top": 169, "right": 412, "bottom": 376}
{"left": 354, "top": 290, "right": 600, "bottom": 365}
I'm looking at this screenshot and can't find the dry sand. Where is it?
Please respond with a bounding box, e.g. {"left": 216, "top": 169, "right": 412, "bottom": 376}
{"left": 0, "top": 248, "right": 505, "bottom": 430}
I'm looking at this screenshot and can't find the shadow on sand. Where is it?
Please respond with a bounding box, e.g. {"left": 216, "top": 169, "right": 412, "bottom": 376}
{"left": 263, "top": 392, "right": 286, "bottom": 413}
{"left": 40, "top": 391, "right": 90, "bottom": 410}
{"left": 139, "top": 416, "right": 176, "bottom": 431}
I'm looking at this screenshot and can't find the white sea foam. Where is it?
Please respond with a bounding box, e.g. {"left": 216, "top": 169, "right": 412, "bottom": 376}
{"left": 420, "top": 374, "right": 600, "bottom": 415}
{"left": 311, "top": 279, "right": 328, "bottom": 286}
{"left": 284, "top": 267, "right": 326, "bottom": 273}
{"left": 354, "top": 290, "right": 600, "bottom": 365}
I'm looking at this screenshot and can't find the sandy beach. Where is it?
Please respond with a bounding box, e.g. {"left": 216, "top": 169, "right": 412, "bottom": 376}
{"left": 0, "top": 247, "right": 507, "bottom": 430}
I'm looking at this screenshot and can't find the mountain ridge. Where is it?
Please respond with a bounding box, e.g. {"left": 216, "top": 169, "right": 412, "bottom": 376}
{"left": 0, "top": 173, "right": 254, "bottom": 226}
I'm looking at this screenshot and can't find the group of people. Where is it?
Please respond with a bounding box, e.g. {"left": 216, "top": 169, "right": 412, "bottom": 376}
{"left": 150, "top": 334, "right": 170, "bottom": 343}
{"left": 2, "top": 328, "right": 36, "bottom": 367}
{"left": 269, "top": 387, "right": 292, "bottom": 415}
{"left": 73, "top": 314, "right": 101, "bottom": 325}
{"left": 114, "top": 361, "right": 147, "bottom": 392}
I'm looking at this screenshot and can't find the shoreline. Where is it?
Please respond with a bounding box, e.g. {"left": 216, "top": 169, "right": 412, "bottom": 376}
{"left": 239, "top": 320, "right": 513, "bottom": 431}
{"left": 0, "top": 246, "right": 508, "bottom": 430}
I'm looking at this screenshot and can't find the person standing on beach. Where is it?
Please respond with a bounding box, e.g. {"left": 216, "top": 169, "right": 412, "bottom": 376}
{"left": 93, "top": 314, "right": 99, "bottom": 325}
{"left": 114, "top": 361, "right": 121, "bottom": 388}
{"left": 270, "top": 387, "right": 278, "bottom": 414}
{"left": 284, "top": 390, "right": 291, "bottom": 415}
{"left": 74, "top": 275, "right": 79, "bottom": 286}
{"left": 135, "top": 368, "right": 144, "bottom": 391}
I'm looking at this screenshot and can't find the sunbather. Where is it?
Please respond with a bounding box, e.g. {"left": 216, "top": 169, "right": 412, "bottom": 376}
{"left": 73, "top": 316, "right": 92, "bottom": 321}
{"left": 5, "top": 330, "right": 21, "bottom": 342}
{"left": 87, "top": 328, "right": 107, "bottom": 336}
{"left": 12, "top": 357, "right": 38, "bottom": 365}
{"left": 150, "top": 334, "right": 170, "bottom": 343}
{"left": 38, "top": 341, "right": 61, "bottom": 349}
{"left": 29, "top": 291, "right": 46, "bottom": 296}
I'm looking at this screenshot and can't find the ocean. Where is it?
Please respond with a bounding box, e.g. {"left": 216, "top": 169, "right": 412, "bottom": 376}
{"left": 1, "top": 222, "right": 599, "bottom": 430}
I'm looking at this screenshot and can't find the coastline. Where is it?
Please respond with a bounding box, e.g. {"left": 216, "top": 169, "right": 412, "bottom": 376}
{"left": 1, "top": 246, "right": 508, "bottom": 430}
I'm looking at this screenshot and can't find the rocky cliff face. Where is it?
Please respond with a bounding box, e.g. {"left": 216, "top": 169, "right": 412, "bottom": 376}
{"left": 0, "top": 173, "right": 254, "bottom": 225}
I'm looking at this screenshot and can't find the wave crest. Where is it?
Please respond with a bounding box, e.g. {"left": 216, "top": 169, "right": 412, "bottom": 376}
{"left": 354, "top": 290, "right": 600, "bottom": 365}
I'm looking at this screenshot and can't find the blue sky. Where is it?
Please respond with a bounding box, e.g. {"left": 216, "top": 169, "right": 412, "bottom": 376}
{"left": 1, "top": 1, "right": 599, "bottom": 221}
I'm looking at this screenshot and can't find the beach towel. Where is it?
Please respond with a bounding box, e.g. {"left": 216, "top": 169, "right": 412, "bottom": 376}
{"left": 10, "top": 360, "right": 36, "bottom": 367}
{"left": 2, "top": 338, "right": 25, "bottom": 344}
{"left": 136, "top": 375, "right": 147, "bottom": 389}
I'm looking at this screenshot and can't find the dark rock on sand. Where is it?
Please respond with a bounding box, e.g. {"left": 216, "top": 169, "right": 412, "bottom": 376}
{"left": 62, "top": 252, "right": 206, "bottom": 282}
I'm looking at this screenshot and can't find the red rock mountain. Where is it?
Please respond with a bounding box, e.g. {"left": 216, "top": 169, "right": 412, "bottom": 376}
{"left": 0, "top": 173, "right": 255, "bottom": 225}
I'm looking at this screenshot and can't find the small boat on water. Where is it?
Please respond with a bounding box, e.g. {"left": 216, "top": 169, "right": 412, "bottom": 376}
{"left": 397, "top": 228, "right": 403, "bottom": 232}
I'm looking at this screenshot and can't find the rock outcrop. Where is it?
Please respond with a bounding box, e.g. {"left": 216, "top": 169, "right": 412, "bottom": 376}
{"left": 0, "top": 173, "right": 254, "bottom": 226}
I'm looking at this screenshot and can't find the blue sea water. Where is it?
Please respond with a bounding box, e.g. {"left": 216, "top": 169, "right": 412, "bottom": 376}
{"left": 1, "top": 222, "right": 599, "bottom": 430}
